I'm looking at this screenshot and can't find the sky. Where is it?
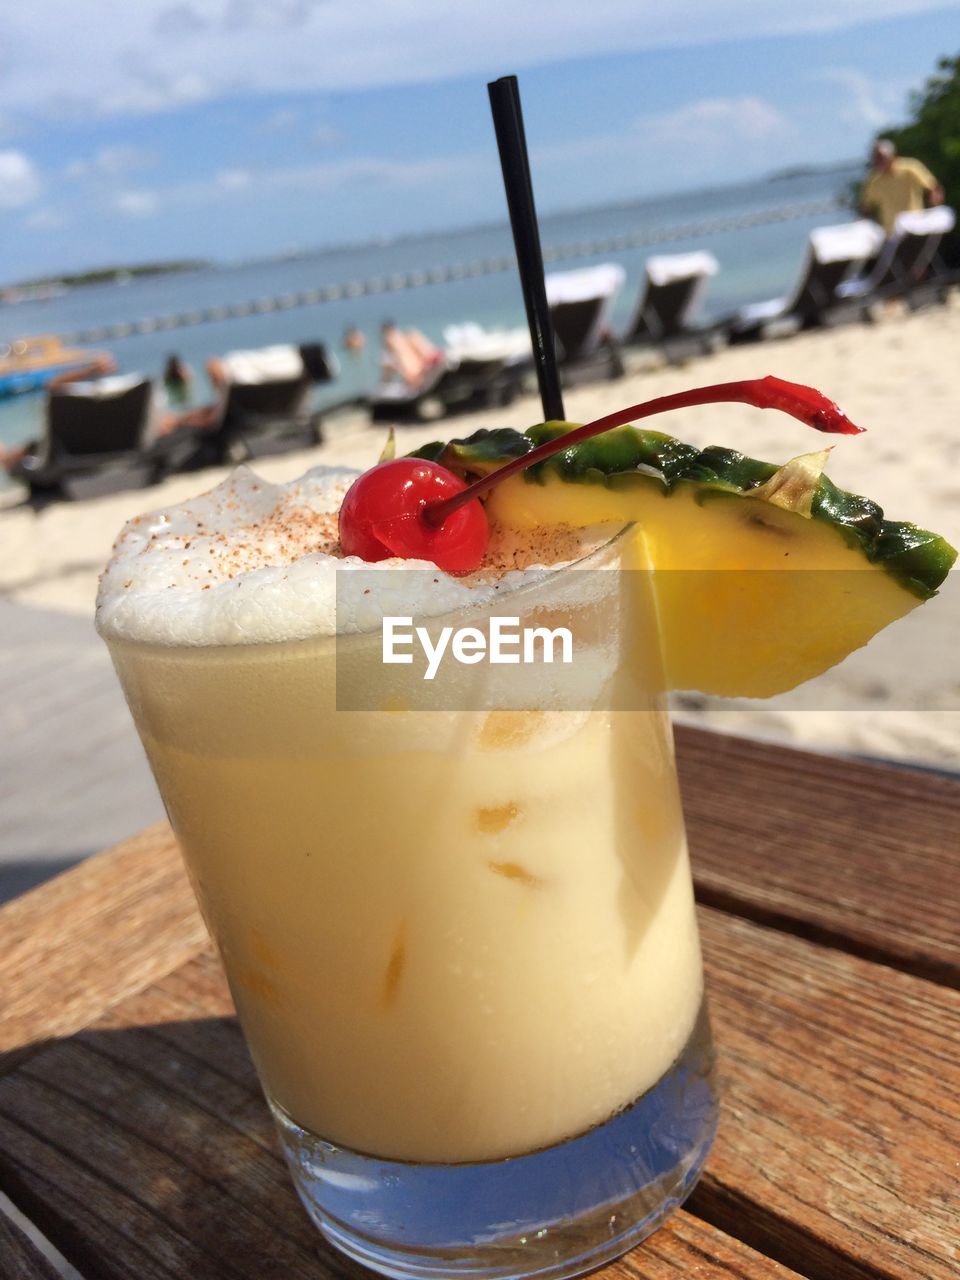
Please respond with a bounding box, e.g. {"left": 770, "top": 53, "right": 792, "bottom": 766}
{"left": 1, "top": 1, "right": 959, "bottom": 281}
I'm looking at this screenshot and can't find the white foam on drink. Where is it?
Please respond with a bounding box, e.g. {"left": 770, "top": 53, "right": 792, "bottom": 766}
{"left": 96, "top": 465, "right": 590, "bottom": 647}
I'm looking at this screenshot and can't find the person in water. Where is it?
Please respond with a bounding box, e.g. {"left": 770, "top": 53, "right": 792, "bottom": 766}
{"left": 162, "top": 353, "right": 194, "bottom": 407}
{"left": 860, "top": 140, "right": 944, "bottom": 237}
{"left": 342, "top": 325, "right": 367, "bottom": 354}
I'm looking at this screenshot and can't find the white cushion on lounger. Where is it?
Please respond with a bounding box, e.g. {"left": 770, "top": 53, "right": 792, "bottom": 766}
{"left": 545, "top": 263, "right": 626, "bottom": 304}
{"left": 893, "top": 205, "right": 955, "bottom": 236}
{"left": 223, "top": 344, "right": 304, "bottom": 384}
{"left": 835, "top": 275, "right": 872, "bottom": 299}
{"left": 55, "top": 373, "right": 147, "bottom": 398}
{"left": 809, "top": 219, "right": 884, "bottom": 264}
{"left": 645, "top": 251, "right": 718, "bottom": 286}
{"left": 734, "top": 296, "right": 790, "bottom": 325}
{"left": 443, "top": 324, "right": 532, "bottom": 363}
{"left": 443, "top": 323, "right": 486, "bottom": 348}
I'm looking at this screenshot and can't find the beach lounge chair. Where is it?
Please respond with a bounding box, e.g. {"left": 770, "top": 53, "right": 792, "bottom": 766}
{"left": 10, "top": 374, "right": 161, "bottom": 502}
{"left": 545, "top": 263, "right": 626, "bottom": 384}
{"left": 167, "top": 343, "right": 337, "bottom": 469}
{"left": 217, "top": 342, "right": 338, "bottom": 462}
{"left": 621, "top": 250, "right": 721, "bottom": 359}
{"left": 369, "top": 328, "right": 530, "bottom": 424}
{"left": 729, "top": 219, "right": 886, "bottom": 341}
{"left": 836, "top": 206, "right": 956, "bottom": 309}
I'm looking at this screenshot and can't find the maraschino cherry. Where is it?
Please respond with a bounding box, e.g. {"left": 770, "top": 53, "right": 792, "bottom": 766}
{"left": 338, "top": 456, "right": 489, "bottom": 573}
{"left": 338, "top": 375, "right": 862, "bottom": 574}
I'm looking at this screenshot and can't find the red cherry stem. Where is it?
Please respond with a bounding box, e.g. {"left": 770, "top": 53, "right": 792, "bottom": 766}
{"left": 422, "top": 375, "right": 862, "bottom": 528}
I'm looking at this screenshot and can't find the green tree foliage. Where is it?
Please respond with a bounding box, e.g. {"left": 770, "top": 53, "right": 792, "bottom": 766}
{"left": 880, "top": 54, "right": 960, "bottom": 264}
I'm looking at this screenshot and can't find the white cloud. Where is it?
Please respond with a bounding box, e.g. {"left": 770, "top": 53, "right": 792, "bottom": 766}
{"left": 813, "top": 67, "right": 911, "bottom": 131}
{"left": 114, "top": 189, "right": 158, "bottom": 216}
{"left": 261, "top": 107, "right": 300, "bottom": 132}
{"left": 216, "top": 167, "right": 252, "bottom": 189}
{"left": 261, "top": 154, "right": 483, "bottom": 196}
{"left": 154, "top": 0, "right": 323, "bottom": 37}
{"left": 236, "top": 153, "right": 479, "bottom": 196}
{"left": 257, "top": 110, "right": 338, "bottom": 144}
{"left": 97, "top": 144, "right": 148, "bottom": 174}
{"left": 515, "top": 93, "right": 797, "bottom": 200}
{"left": 313, "top": 124, "right": 340, "bottom": 146}
{"left": 152, "top": 2, "right": 212, "bottom": 39}
{"left": 66, "top": 144, "right": 154, "bottom": 180}
{"left": 155, "top": 150, "right": 487, "bottom": 215}
{"left": 89, "top": 70, "right": 213, "bottom": 117}
{"left": 638, "top": 96, "right": 789, "bottom": 150}
{"left": 0, "top": 150, "right": 41, "bottom": 207}
{"left": 0, "top": 2, "right": 952, "bottom": 118}
{"left": 23, "top": 206, "right": 67, "bottom": 231}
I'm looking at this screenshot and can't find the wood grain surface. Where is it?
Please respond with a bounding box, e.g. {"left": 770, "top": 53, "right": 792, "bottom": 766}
{"left": 0, "top": 823, "right": 204, "bottom": 1072}
{"left": 0, "top": 1212, "right": 65, "bottom": 1280}
{"left": 617, "top": 1214, "right": 808, "bottom": 1279}
{"left": 676, "top": 726, "right": 960, "bottom": 985}
{"left": 0, "top": 950, "right": 806, "bottom": 1280}
{"left": 696, "top": 906, "right": 960, "bottom": 1280}
{"left": 2, "top": 906, "right": 958, "bottom": 1280}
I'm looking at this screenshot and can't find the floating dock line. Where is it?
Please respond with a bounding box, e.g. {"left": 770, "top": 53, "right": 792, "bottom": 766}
{"left": 60, "top": 198, "right": 842, "bottom": 345}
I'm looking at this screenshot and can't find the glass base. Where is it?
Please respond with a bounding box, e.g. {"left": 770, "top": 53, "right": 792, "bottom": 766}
{"left": 272, "top": 1001, "right": 716, "bottom": 1280}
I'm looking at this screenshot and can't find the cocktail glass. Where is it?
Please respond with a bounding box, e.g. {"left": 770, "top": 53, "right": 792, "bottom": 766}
{"left": 101, "top": 524, "right": 717, "bottom": 1280}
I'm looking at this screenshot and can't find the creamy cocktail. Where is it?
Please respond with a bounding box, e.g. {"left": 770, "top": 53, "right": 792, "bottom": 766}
{"left": 98, "top": 463, "right": 716, "bottom": 1276}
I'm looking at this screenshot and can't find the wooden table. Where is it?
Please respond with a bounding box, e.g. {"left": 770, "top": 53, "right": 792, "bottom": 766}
{"left": 1, "top": 725, "right": 958, "bottom": 1280}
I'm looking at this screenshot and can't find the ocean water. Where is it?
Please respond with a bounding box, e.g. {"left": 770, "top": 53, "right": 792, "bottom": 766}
{"left": 0, "top": 166, "right": 859, "bottom": 466}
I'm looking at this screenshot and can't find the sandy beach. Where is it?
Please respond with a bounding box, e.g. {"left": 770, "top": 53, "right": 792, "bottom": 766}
{"left": 2, "top": 298, "right": 958, "bottom": 772}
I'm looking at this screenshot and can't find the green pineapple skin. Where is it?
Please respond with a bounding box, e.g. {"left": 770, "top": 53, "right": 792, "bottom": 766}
{"left": 411, "top": 425, "right": 957, "bottom": 601}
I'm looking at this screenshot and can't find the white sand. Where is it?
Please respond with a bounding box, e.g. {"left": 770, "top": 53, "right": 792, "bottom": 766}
{"left": 2, "top": 298, "right": 958, "bottom": 770}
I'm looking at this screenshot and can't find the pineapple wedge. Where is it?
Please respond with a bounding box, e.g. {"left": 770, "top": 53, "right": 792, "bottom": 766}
{"left": 413, "top": 424, "right": 956, "bottom": 697}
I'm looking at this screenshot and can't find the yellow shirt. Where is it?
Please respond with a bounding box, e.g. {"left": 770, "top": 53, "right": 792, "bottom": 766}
{"left": 862, "top": 158, "right": 938, "bottom": 236}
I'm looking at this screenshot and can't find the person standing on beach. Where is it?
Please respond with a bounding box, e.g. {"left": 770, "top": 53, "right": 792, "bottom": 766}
{"left": 859, "top": 139, "right": 944, "bottom": 236}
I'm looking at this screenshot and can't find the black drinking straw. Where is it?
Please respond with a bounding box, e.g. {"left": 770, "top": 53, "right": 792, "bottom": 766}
{"left": 487, "top": 76, "right": 565, "bottom": 422}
